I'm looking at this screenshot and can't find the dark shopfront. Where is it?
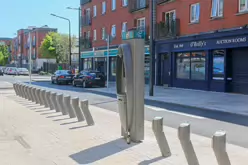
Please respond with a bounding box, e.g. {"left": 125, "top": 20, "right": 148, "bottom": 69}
{"left": 156, "top": 28, "right": 248, "bottom": 95}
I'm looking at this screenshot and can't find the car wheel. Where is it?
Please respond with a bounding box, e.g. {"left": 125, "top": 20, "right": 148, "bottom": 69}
{"left": 82, "top": 81, "right": 87, "bottom": 88}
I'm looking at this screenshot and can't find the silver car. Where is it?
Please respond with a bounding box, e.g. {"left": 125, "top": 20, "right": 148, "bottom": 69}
{"left": 17, "top": 68, "right": 29, "bottom": 75}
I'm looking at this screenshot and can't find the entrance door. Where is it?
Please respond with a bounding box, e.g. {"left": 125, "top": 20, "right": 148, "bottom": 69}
{"left": 161, "top": 53, "right": 170, "bottom": 86}
{"left": 231, "top": 48, "right": 248, "bottom": 94}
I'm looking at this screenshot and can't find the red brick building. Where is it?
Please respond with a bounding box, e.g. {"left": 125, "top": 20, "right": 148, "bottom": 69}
{"left": 12, "top": 26, "right": 57, "bottom": 70}
{"left": 81, "top": 0, "right": 248, "bottom": 94}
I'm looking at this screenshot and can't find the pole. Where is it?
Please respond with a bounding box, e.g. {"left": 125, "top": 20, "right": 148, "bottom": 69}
{"left": 149, "top": 0, "right": 156, "bottom": 96}
{"left": 28, "top": 31, "right": 32, "bottom": 84}
{"left": 69, "top": 20, "right": 72, "bottom": 67}
{"left": 78, "top": 8, "right": 82, "bottom": 71}
{"left": 106, "top": 35, "right": 109, "bottom": 88}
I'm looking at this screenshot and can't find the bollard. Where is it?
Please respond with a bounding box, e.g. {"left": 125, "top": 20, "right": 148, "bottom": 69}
{"left": 39, "top": 89, "right": 45, "bottom": 106}
{"left": 28, "top": 86, "right": 33, "bottom": 101}
{"left": 31, "top": 87, "right": 37, "bottom": 102}
{"left": 14, "top": 83, "right": 18, "bottom": 96}
{"left": 35, "top": 89, "right": 41, "bottom": 104}
{"left": 178, "top": 123, "right": 199, "bottom": 165}
{"left": 212, "top": 131, "right": 231, "bottom": 165}
{"left": 50, "top": 92, "right": 57, "bottom": 111}
{"left": 23, "top": 85, "right": 28, "bottom": 99}
{"left": 20, "top": 84, "right": 24, "bottom": 98}
{"left": 44, "top": 91, "right": 51, "bottom": 108}
{"left": 13, "top": 83, "right": 17, "bottom": 94}
{"left": 41, "top": 90, "right": 47, "bottom": 107}
{"left": 71, "top": 97, "right": 85, "bottom": 122}
{"left": 152, "top": 117, "right": 171, "bottom": 157}
{"left": 33, "top": 88, "right": 38, "bottom": 103}
{"left": 80, "top": 100, "right": 94, "bottom": 126}
{"left": 63, "top": 96, "right": 76, "bottom": 118}
{"left": 57, "top": 94, "right": 67, "bottom": 115}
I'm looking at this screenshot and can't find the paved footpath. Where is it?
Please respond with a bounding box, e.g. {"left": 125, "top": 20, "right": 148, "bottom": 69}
{"left": 0, "top": 89, "right": 248, "bottom": 165}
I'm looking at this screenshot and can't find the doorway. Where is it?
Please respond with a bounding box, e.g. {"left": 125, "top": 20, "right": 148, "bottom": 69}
{"left": 94, "top": 57, "right": 106, "bottom": 73}
{"left": 161, "top": 53, "right": 170, "bottom": 86}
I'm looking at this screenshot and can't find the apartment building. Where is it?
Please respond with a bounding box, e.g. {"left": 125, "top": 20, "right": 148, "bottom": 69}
{"left": 81, "top": 0, "right": 248, "bottom": 94}
{"left": 12, "top": 26, "right": 57, "bottom": 70}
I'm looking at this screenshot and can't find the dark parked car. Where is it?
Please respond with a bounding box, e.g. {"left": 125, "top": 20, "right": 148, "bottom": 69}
{"left": 72, "top": 70, "right": 105, "bottom": 88}
{"left": 0, "top": 68, "right": 3, "bottom": 76}
{"left": 51, "top": 70, "right": 74, "bottom": 85}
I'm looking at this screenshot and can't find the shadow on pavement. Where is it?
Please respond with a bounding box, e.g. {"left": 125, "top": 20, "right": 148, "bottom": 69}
{"left": 69, "top": 138, "right": 138, "bottom": 164}
{"left": 69, "top": 125, "right": 90, "bottom": 130}
{"left": 53, "top": 117, "right": 71, "bottom": 121}
{"left": 138, "top": 156, "right": 165, "bottom": 165}
{"left": 28, "top": 81, "right": 248, "bottom": 127}
{"left": 46, "top": 114, "right": 64, "bottom": 118}
{"left": 60, "top": 121, "right": 78, "bottom": 125}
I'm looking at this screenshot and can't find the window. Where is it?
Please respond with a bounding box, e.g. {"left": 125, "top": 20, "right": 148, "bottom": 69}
{"left": 86, "top": 31, "right": 90, "bottom": 39}
{"left": 112, "top": 0, "right": 116, "bottom": 10}
{"left": 93, "top": 29, "right": 97, "bottom": 41}
{"left": 239, "top": 0, "right": 248, "bottom": 12}
{"left": 190, "top": 3, "right": 200, "bottom": 23}
{"left": 212, "top": 50, "right": 224, "bottom": 80}
{"left": 191, "top": 52, "right": 206, "bottom": 80}
{"left": 176, "top": 52, "right": 206, "bottom": 80}
{"left": 176, "top": 52, "right": 190, "bottom": 79}
{"left": 111, "top": 25, "right": 116, "bottom": 37}
{"left": 102, "top": 27, "right": 106, "bottom": 40}
{"left": 122, "top": 22, "right": 127, "bottom": 33}
{"left": 93, "top": 5, "right": 97, "bottom": 17}
{"left": 211, "top": 0, "right": 223, "bottom": 17}
{"left": 111, "top": 57, "right": 116, "bottom": 76}
{"left": 137, "top": 18, "right": 145, "bottom": 28}
{"left": 102, "top": 1, "right": 106, "bottom": 14}
{"left": 122, "top": 0, "right": 128, "bottom": 6}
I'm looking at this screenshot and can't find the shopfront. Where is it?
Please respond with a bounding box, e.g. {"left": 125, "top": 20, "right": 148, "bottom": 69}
{"left": 156, "top": 28, "right": 248, "bottom": 94}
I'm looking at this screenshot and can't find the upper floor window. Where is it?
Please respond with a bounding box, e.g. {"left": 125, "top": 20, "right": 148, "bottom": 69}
{"left": 86, "top": 31, "right": 90, "bottom": 39}
{"left": 122, "top": 22, "right": 127, "bottom": 33}
{"left": 239, "top": 0, "right": 248, "bottom": 12}
{"left": 211, "top": 0, "right": 223, "bottom": 17}
{"left": 93, "top": 29, "right": 97, "bottom": 41}
{"left": 122, "top": 0, "right": 128, "bottom": 7}
{"left": 137, "top": 17, "right": 145, "bottom": 29}
{"left": 111, "top": 25, "right": 116, "bottom": 37}
{"left": 190, "top": 3, "right": 200, "bottom": 23}
{"left": 93, "top": 5, "right": 97, "bottom": 17}
{"left": 112, "top": 0, "right": 116, "bottom": 10}
{"left": 102, "top": 27, "right": 106, "bottom": 40}
{"left": 102, "top": 1, "right": 106, "bottom": 14}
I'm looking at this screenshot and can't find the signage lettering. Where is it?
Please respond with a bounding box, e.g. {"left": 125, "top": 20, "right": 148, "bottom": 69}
{"left": 216, "top": 37, "right": 247, "bottom": 44}
{"left": 190, "top": 41, "right": 207, "bottom": 47}
{"left": 174, "top": 44, "right": 184, "bottom": 49}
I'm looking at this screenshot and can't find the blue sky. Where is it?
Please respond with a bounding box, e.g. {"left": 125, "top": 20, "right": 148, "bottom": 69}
{"left": 0, "top": 0, "right": 79, "bottom": 38}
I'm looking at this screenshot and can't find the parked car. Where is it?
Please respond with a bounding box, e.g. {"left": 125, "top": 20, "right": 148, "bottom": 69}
{"left": 51, "top": 70, "right": 74, "bottom": 85}
{"left": 72, "top": 70, "right": 105, "bottom": 88}
{"left": 5, "top": 67, "right": 18, "bottom": 75}
{"left": 0, "top": 68, "right": 3, "bottom": 76}
{"left": 17, "top": 68, "right": 29, "bottom": 75}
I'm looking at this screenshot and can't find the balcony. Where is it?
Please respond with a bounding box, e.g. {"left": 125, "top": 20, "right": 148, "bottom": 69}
{"left": 129, "top": 0, "right": 149, "bottom": 13}
{"left": 156, "top": 19, "right": 180, "bottom": 40}
{"left": 157, "top": 0, "right": 173, "bottom": 5}
{"left": 80, "top": 0, "right": 91, "bottom": 5}
{"left": 81, "top": 38, "right": 92, "bottom": 49}
{"left": 81, "top": 16, "right": 92, "bottom": 27}
{"left": 122, "top": 26, "right": 150, "bottom": 44}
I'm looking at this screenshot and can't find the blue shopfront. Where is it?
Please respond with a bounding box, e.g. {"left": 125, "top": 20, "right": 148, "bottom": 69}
{"left": 156, "top": 28, "right": 248, "bottom": 94}
{"left": 81, "top": 46, "right": 150, "bottom": 83}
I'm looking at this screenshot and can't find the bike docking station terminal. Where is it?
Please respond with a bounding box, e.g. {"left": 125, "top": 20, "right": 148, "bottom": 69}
{"left": 116, "top": 28, "right": 145, "bottom": 144}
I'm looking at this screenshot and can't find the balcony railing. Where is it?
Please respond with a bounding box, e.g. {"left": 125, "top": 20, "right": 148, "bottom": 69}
{"left": 81, "top": 16, "right": 92, "bottom": 27}
{"left": 156, "top": 19, "right": 180, "bottom": 39}
{"left": 80, "top": 0, "right": 91, "bottom": 5}
{"left": 157, "top": 0, "right": 172, "bottom": 5}
{"left": 129, "top": 0, "right": 149, "bottom": 13}
{"left": 81, "top": 38, "right": 92, "bottom": 49}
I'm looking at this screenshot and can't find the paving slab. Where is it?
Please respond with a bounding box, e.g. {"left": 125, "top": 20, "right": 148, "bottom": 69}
{"left": 0, "top": 89, "right": 248, "bottom": 165}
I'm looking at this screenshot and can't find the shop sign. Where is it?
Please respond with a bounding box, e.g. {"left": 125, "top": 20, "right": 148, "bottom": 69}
{"left": 81, "top": 51, "right": 94, "bottom": 58}
{"left": 216, "top": 37, "right": 246, "bottom": 44}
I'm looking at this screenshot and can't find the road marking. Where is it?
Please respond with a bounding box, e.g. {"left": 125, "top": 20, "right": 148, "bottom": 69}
{"left": 145, "top": 105, "right": 205, "bottom": 119}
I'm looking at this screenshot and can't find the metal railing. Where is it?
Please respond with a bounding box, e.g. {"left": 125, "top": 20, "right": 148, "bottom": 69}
{"left": 129, "top": 0, "right": 149, "bottom": 12}
{"left": 156, "top": 19, "right": 180, "bottom": 39}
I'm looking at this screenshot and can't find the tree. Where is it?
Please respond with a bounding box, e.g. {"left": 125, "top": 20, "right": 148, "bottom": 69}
{"left": 40, "top": 32, "right": 77, "bottom": 63}
{"left": 0, "top": 45, "right": 10, "bottom": 66}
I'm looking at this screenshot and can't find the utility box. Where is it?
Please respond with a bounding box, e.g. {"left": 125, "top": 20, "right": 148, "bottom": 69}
{"left": 116, "top": 32, "right": 145, "bottom": 143}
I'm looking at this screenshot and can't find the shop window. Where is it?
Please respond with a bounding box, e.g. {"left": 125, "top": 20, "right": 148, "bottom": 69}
{"left": 191, "top": 52, "right": 206, "bottom": 80}
{"left": 144, "top": 56, "right": 150, "bottom": 79}
{"left": 212, "top": 50, "right": 224, "bottom": 80}
{"left": 111, "top": 57, "right": 116, "bottom": 76}
{"left": 176, "top": 52, "right": 190, "bottom": 79}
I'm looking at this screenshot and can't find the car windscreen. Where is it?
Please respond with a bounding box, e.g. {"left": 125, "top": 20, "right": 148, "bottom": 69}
{"left": 88, "top": 72, "right": 104, "bottom": 77}
{"left": 60, "top": 70, "right": 72, "bottom": 75}
{"left": 18, "top": 68, "right": 28, "bottom": 71}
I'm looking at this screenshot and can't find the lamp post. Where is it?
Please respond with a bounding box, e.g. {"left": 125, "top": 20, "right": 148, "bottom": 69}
{"left": 66, "top": 7, "right": 81, "bottom": 71}
{"left": 50, "top": 13, "right": 72, "bottom": 67}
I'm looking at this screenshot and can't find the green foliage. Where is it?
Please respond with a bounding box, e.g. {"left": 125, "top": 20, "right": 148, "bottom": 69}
{"left": 0, "top": 45, "right": 10, "bottom": 66}
{"left": 40, "top": 32, "right": 77, "bottom": 63}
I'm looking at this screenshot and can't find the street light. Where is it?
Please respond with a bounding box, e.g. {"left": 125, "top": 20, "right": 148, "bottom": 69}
{"left": 66, "top": 7, "right": 82, "bottom": 71}
{"left": 50, "top": 13, "right": 72, "bottom": 67}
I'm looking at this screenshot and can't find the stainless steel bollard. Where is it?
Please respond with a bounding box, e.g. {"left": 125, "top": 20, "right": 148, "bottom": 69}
{"left": 44, "top": 91, "right": 51, "bottom": 108}
{"left": 50, "top": 92, "right": 57, "bottom": 111}
{"left": 28, "top": 86, "right": 33, "bottom": 101}
{"left": 18, "top": 84, "right": 22, "bottom": 97}
{"left": 80, "top": 100, "right": 94, "bottom": 126}
{"left": 35, "top": 89, "right": 41, "bottom": 104}
{"left": 41, "top": 90, "right": 47, "bottom": 106}
{"left": 178, "top": 123, "right": 199, "bottom": 165}
{"left": 152, "top": 117, "right": 171, "bottom": 157}
{"left": 33, "top": 88, "right": 39, "bottom": 103}
{"left": 57, "top": 94, "right": 67, "bottom": 115}
{"left": 63, "top": 96, "right": 76, "bottom": 118}
{"left": 20, "top": 84, "right": 24, "bottom": 98}
{"left": 31, "top": 87, "right": 37, "bottom": 102}
{"left": 71, "top": 97, "right": 85, "bottom": 122}
{"left": 39, "top": 89, "right": 45, "bottom": 106}
{"left": 23, "top": 85, "right": 28, "bottom": 99}
{"left": 212, "top": 131, "right": 231, "bottom": 165}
